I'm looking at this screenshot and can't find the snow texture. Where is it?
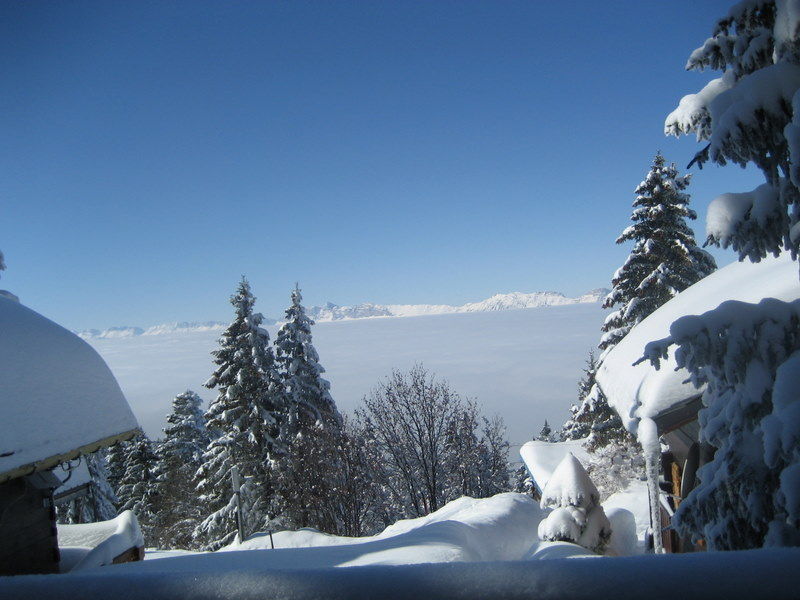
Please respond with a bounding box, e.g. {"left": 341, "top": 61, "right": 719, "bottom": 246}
{"left": 0, "top": 295, "right": 139, "bottom": 479}
{"left": 57, "top": 510, "right": 143, "bottom": 572}
{"left": 519, "top": 438, "right": 591, "bottom": 494}
{"left": 539, "top": 454, "right": 599, "bottom": 510}
{"left": 4, "top": 548, "right": 800, "bottom": 600}
{"left": 595, "top": 253, "right": 800, "bottom": 433}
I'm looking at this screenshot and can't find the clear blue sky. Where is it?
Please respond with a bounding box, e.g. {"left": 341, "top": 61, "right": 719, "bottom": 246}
{"left": 1, "top": 0, "right": 763, "bottom": 329}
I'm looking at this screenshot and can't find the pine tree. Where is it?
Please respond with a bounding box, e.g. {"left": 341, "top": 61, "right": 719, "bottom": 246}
{"left": 116, "top": 433, "right": 160, "bottom": 544}
{"left": 600, "top": 153, "right": 716, "bottom": 353}
{"left": 537, "top": 421, "right": 553, "bottom": 442}
{"left": 105, "top": 441, "right": 127, "bottom": 500}
{"left": 655, "top": 1, "right": 800, "bottom": 549}
{"left": 194, "top": 277, "right": 286, "bottom": 550}
{"left": 155, "top": 390, "right": 211, "bottom": 549}
{"left": 561, "top": 351, "right": 599, "bottom": 441}
{"left": 275, "top": 285, "right": 340, "bottom": 431}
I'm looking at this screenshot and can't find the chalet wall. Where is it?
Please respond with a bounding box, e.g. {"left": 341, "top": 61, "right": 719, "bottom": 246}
{"left": 0, "top": 475, "right": 59, "bottom": 575}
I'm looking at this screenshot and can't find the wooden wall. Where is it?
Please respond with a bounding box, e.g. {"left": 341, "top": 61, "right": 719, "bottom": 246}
{"left": 0, "top": 475, "right": 60, "bottom": 576}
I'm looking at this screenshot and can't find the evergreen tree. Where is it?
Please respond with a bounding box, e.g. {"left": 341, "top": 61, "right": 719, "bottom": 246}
{"left": 155, "top": 390, "right": 211, "bottom": 549}
{"left": 275, "top": 285, "right": 340, "bottom": 431}
{"left": 116, "top": 433, "right": 160, "bottom": 544}
{"left": 105, "top": 440, "right": 127, "bottom": 499}
{"left": 537, "top": 421, "right": 553, "bottom": 442}
{"left": 657, "top": 1, "right": 800, "bottom": 549}
{"left": 194, "top": 277, "right": 286, "bottom": 550}
{"left": 561, "top": 351, "right": 599, "bottom": 441}
{"left": 600, "top": 153, "right": 716, "bottom": 353}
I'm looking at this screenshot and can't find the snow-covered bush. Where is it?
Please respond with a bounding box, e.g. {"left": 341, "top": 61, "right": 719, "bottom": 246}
{"left": 537, "top": 453, "right": 611, "bottom": 554}
{"left": 642, "top": 298, "right": 800, "bottom": 549}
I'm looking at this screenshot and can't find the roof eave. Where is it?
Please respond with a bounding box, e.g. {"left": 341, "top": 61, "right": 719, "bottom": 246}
{"left": 0, "top": 428, "right": 139, "bottom": 485}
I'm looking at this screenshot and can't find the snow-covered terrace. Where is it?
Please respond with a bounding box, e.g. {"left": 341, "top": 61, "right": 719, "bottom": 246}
{"left": 595, "top": 253, "right": 800, "bottom": 435}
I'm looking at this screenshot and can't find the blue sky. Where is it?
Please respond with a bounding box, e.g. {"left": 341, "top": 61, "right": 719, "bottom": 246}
{"left": 1, "top": 1, "right": 763, "bottom": 329}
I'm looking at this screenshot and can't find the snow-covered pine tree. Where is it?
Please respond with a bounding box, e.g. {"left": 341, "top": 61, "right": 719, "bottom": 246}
{"left": 537, "top": 421, "right": 554, "bottom": 442}
{"left": 116, "top": 433, "right": 160, "bottom": 544}
{"left": 155, "top": 390, "right": 211, "bottom": 549}
{"left": 600, "top": 153, "right": 716, "bottom": 353}
{"left": 195, "top": 277, "right": 286, "bottom": 550}
{"left": 653, "top": 1, "right": 800, "bottom": 550}
{"left": 105, "top": 441, "right": 127, "bottom": 501}
{"left": 560, "top": 351, "right": 599, "bottom": 441}
{"left": 537, "top": 453, "right": 612, "bottom": 554}
{"left": 275, "top": 285, "right": 340, "bottom": 431}
{"left": 477, "top": 415, "right": 511, "bottom": 496}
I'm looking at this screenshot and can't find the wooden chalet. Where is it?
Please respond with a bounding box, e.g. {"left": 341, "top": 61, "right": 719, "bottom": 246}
{"left": 0, "top": 291, "right": 139, "bottom": 575}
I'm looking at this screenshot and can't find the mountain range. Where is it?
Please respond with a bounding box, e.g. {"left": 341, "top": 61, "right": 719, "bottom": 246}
{"left": 75, "top": 288, "right": 608, "bottom": 339}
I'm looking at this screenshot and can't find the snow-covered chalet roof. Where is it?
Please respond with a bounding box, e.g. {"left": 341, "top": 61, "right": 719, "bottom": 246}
{"left": 596, "top": 253, "right": 800, "bottom": 435}
{"left": 0, "top": 294, "right": 139, "bottom": 483}
{"left": 519, "top": 438, "right": 591, "bottom": 494}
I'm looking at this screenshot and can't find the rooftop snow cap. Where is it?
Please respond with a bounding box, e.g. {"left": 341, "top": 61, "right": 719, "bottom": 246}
{"left": 0, "top": 295, "right": 139, "bottom": 483}
{"left": 596, "top": 252, "right": 800, "bottom": 436}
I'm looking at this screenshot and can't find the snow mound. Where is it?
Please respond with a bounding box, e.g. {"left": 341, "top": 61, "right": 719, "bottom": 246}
{"left": 58, "top": 510, "right": 143, "bottom": 572}
{"left": 219, "top": 493, "right": 546, "bottom": 567}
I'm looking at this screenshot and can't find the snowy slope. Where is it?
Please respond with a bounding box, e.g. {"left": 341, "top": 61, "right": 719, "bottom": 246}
{"left": 82, "top": 303, "right": 606, "bottom": 446}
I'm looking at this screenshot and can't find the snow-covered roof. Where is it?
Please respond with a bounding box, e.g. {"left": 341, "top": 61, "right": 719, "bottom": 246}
{"left": 596, "top": 253, "right": 800, "bottom": 434}
{"left": 519, "top": 438, "right": 591, "bottom": 494}
{"left": 0, "top": 295, "right": 139, "bottom": 482}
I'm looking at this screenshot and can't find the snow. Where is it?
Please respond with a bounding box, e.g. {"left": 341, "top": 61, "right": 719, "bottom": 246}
{"left": 83, "top": 303, "right": 606, "bottom": 446}
{"left": 706, "top": 184, "right": 779, "bottom": 248}
{"left": 308, "top": 289, "right": 607, "bottom": 321}
{"left": 519, "top": 437, "right": 591, "bottom": 494}
{"left": 539, "top": 454, "right": 599, "bottom": 510}
{"left": 54, "top": 458, "right": 92, "bottom": 495}
{"left": 595, "top": 253, "right": 800, "bottom": 433}
{"left": 0, "top": 296, "right": 139, "bottom": 480}
{"left": 57, "top": 510, "right": 143, "bottom": 572}
{"left": 5, "top": 546, "right": 800, "bottom": 599}
{"left": 601, "top": 480, "right": 650, "bottom": 554}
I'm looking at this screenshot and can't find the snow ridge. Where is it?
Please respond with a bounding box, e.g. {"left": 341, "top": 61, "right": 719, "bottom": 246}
{"left": 74, "top": 289, "right": 608, "bottom": 337}
{"left": 309, "top": 288, "right": 609, "bottom": 322}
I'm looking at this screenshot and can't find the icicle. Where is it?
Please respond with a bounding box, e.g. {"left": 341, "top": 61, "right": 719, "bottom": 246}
{"left": 638, "top": 417, "right": 664, "bottom": 554}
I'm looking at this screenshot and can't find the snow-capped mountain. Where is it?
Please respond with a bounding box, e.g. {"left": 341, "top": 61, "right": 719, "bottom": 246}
{"left": 75, "top": 289, "right": 608, "bottom": 336}
{"left": 308, "top": 288, "right": 609, "bottom": 322}
{"left": 75, "top": 321, "right": 231, "bottom": 340}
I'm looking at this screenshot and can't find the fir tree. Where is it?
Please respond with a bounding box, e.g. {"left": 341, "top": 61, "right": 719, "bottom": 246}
{"left": 561, "top": 351, "right": 598, "bottom": 441}
{"left": 194, "top": 277, "right": 286, "bottom": 549}
{"left": 657, "top": 1, "right": 800, "bottom": 549}
{"left": 275, "top": 285, "right": 340, "bottom": 431}
{"left": 105, "top": 441, "right": 127, "bottom": 499}
{"left": 600, "top": 153, "right": 716, "bottom": 353}
{"left": 537, "top": 421, "right": 553, "bottom": 442}
{"left": 116, "top": 433, "right": 160, "bottom": 543}
{"left": 155, "top": 390, "right": 211, "bottom": 549}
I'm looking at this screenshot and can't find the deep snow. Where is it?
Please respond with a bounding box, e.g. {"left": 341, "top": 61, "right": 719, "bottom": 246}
{"left": 85, "top": 303, "right": 606, "bottom": 446}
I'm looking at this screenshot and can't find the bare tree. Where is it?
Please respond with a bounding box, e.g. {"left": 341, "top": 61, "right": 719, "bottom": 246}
{"left": 358, "top": 365, "right": 461, "bottom": 517}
